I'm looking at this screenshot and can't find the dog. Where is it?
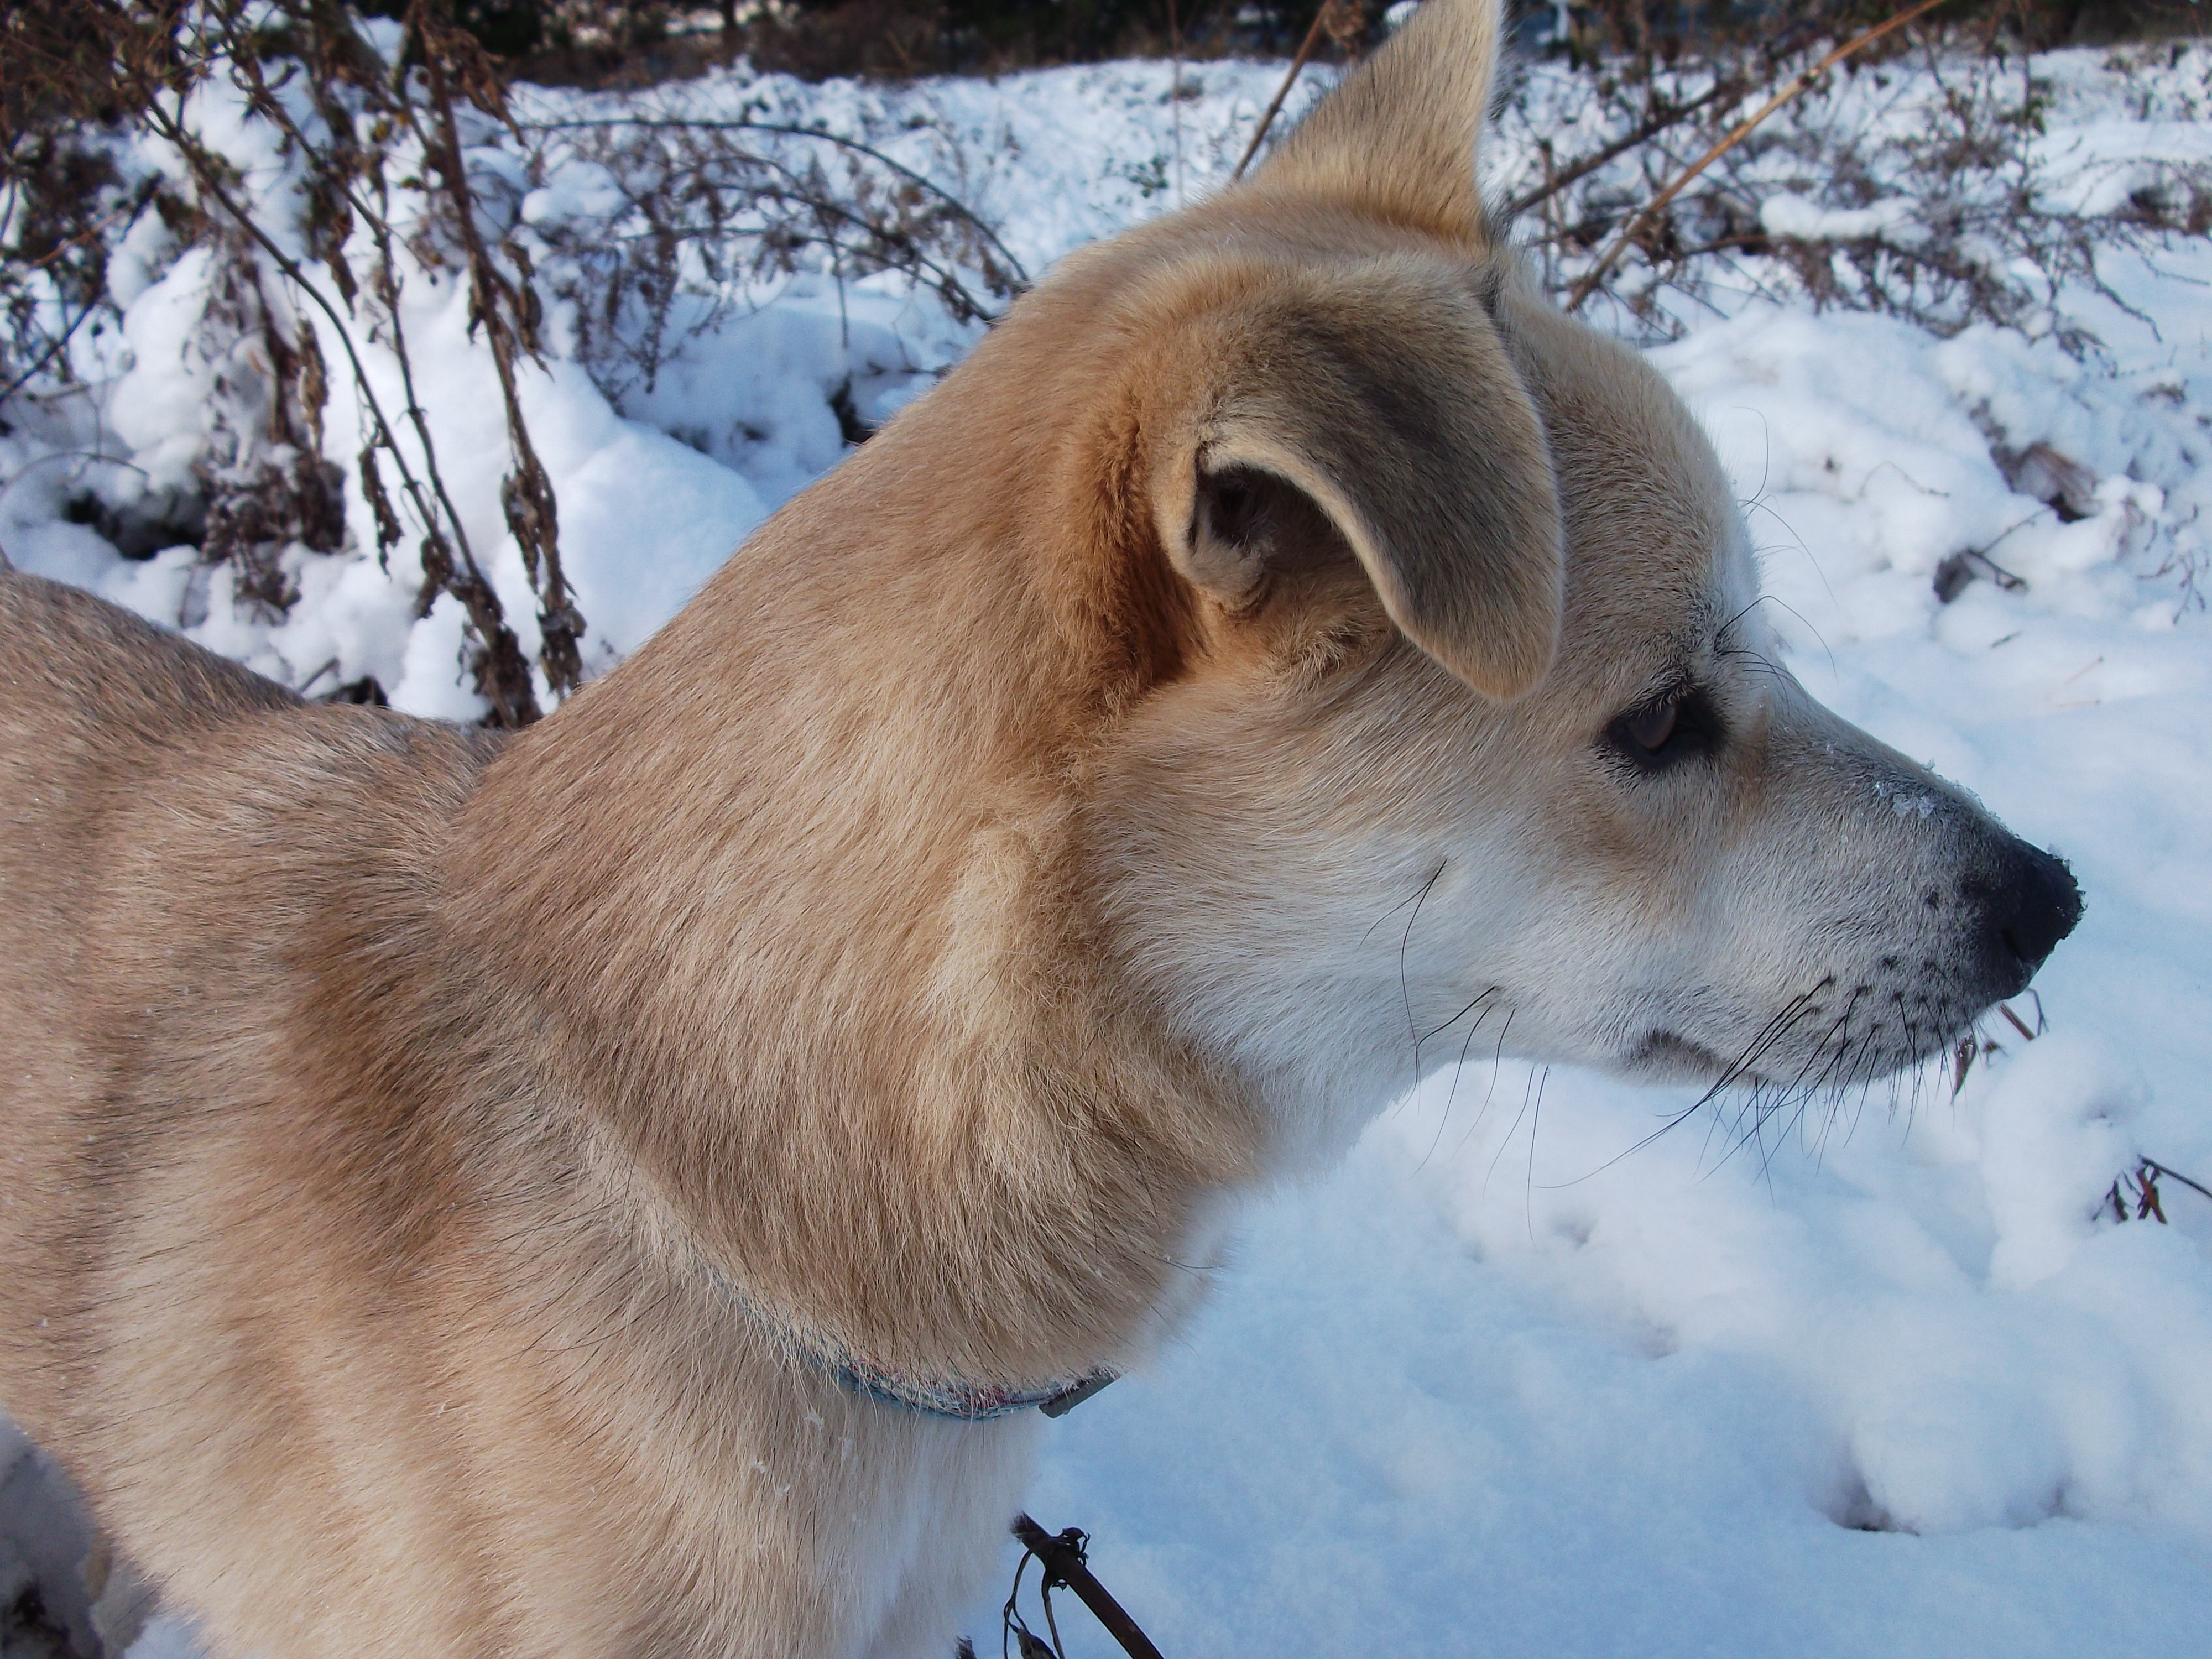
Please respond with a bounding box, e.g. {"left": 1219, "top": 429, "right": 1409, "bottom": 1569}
{"left": 0, "top": 0, "right": 2080, "bottom": 1652}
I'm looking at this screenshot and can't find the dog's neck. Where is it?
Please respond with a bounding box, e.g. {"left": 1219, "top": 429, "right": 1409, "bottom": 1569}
{"left": 443, "top": 357, "right": 1262, "bottom": 1390}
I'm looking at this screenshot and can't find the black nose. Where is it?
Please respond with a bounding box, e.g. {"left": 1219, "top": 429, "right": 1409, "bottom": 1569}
{"left": 1971, "top": 839, "right": 2083, "bottom": 997}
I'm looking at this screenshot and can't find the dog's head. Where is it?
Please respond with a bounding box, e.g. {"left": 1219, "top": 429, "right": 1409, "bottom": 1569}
{"left": 969, "top": 0, "right": 2084, "bottom": 1161}
{"left": 468, "top": 0, "right": 2082, "bottom": 1381}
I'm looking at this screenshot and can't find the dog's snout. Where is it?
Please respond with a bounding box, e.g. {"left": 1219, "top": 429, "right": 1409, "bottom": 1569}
{"left": 1967, "top": 839, "right": 2083, "bottom": 997}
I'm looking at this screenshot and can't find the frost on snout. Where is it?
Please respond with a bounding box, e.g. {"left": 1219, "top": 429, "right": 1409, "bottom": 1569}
{"left": 1725, "top": 717, "right": 2084, "bottom": 1086}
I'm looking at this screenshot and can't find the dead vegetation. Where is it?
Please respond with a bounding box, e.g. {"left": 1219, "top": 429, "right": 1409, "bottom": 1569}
{"left": 518, "top": 109, "right": 1026, "bottom": 403}
{"left": 2, "top": 0, "right": 1011, "bottom": 720}
{"left": 1945, "top": 1000, "right": 2211, "bottom": 1233}
{"left": 1492, "top": 4, "right": 2212, "bottom": 359}
{"left": 6, "top": 1, "right": 567, "bottom": 720}
{"left": 6, "top": 1, "right": 2210, "bottom": 716}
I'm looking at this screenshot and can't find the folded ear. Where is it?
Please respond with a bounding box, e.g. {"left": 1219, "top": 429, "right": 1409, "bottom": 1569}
{"left": 1254, "top": 0, "right": 1505, "bottom": 245}
{"left": 1147, "top": 265, "right": 1562, "bottom": 700}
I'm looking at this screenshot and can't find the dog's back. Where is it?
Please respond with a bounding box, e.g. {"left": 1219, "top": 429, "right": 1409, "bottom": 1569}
{"left": 0, "top": 571, "right": 540, "bottom": 1650}
{"left": 0, "top": 571, "right": 316, "bottom": 1369}
{"left": 0, "top": 570, "right": 299, "bottom": 949}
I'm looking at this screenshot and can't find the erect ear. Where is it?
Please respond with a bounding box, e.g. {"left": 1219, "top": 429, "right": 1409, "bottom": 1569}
{"left": 1253, "top": 0, "right": 1505, "bottom": 245}
{"left": 1147, "top": 264, "right": 1562, "bottom": 700}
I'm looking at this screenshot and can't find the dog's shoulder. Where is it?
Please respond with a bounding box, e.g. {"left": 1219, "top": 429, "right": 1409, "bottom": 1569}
{"left": 0, "top": 567, "right": 499, "bottom": 961}
{"left": 1, "top": 567, "right": 300, "bottom": 738}
{"left": 1, "top": 566, "right": 497, "bottom": 794}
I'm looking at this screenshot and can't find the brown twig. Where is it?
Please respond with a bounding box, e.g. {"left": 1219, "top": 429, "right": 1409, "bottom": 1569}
{"left": 412, "top": 0, "right": 581, "bottom": 698}
{"left": 2143, "top": 1159, "right": 2212, "bottom": 1205}
{"left": 1168, "top": 0, "right": 1183, "bottom": 206}
{"left": 1009, "top": 1514, "right": 1166, "bottom": 1659}
{"left": 1565, "top": 0, "right": 1948, "bottom": 314}
{"left": 7, "top": 192, "right": 148, "bottom": 279}
{"left": 0, "top": 296, "right": 95, "bottom": 405}
{"left": 1230, "top": 3, "right": 1335, "bottom": 181}
{"left": 211, "top": 0, "right": 552, "bottom": 720}
{"left": 129, "top": 10, "right": 507, "bottom": 679}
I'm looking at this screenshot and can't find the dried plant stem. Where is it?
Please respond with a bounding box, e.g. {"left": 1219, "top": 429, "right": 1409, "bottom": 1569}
{"left": 12, "top": 0, "right": 1018, "bottom": 713}
{"left": 2144, "top": 1159, "right": 2212, "bottom": 1204}
{"left": 353, "top": 180, "right": 539, "bottom": 722}
{"left": 611, "top": 176, "right": 992, "bottom": 305}
{"left": 1565, "top": 0, "right": 1948, "bottom": 314}
{"left": 1503, "top": 77, "right": 1746, "bottom": 220}
{"left": 132, "top": 110, "right": 406, "bottom": 528}
{"left": 136, "top": 89, "right": 538, "bottom": 726}
{"left": 0, "top": 297, "right": 95, "bottom": 406}
{"left": 1231, "top": 4, "right": 1335, "bottom": 181}
{"left": 208, "top": 0, "right": 550, "bottom": 721}
{"left": 413, "top": 0, "right": 579, "bottom": 697}
{"left": 7, "top": 192, "right": 146, "bottom": 279}
{"left": 1169, "top": 0, "right": 1183, "bottom": 208}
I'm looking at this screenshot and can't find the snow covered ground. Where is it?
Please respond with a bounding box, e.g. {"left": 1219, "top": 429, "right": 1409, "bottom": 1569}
{"left": 5, "top": 29, "right": 2212, "bottom": 1659}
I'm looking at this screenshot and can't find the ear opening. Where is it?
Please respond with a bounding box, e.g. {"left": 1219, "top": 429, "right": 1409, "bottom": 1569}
{"left": 1174, "top": 464, "right": 1354, "bottom": 614}
{"left": 1251, "top": 0, "right": 1509, "bottom": 244}
{"left": 1148, "top": 266, "right": 1563, "bottom": 701}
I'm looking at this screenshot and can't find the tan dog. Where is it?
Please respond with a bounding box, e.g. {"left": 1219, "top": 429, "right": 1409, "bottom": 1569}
{"left": 0, "top": 2, "right": 2079, "bottom": 1653}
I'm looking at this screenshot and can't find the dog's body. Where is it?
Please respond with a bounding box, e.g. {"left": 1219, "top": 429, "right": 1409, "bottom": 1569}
{"left": 0, "top": 2, "right": 2079, "bottom": 1653}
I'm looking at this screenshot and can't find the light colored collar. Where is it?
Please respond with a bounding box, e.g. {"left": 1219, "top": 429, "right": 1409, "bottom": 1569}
{"left": 697, "top": 1254, "right": 1116, "bottom": 1422}
{"left": 831, "top": 1355, "right": 1116, "bottom": 1422}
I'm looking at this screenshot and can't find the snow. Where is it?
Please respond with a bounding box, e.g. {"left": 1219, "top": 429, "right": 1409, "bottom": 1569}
{"left": 6, "top": 30, "right": 2212, "bottom": 1659}
{"left": 1760, "top": 191, "right": 1917, "bottom": 240}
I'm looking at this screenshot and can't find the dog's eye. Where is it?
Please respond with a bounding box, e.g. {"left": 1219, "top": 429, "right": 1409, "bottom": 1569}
{"left": 1604, "top": 687, "right": 1722, "bottom": 774}
{"left": 1625, "top": 702, "right": 1678, "bottom": 753}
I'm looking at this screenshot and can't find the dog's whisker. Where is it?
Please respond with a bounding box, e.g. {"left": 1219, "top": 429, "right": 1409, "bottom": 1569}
{"left": 1451, "top": 1006, "right": 1517, "bottom": 1162}
{"left": 1483, "top": 1060, "right": 1543, "bottom": 1201}
{"left": 1524, "top": 1065, "right": 1550, "bottom": 1244}
{"left": 1357, "top": 868, "right": 1438, "bottom": 950}
{"left": 1820, "top": 1027, "right": 1885, "bottom": 1160}
{"left": 1399, "top": 859, "right": 1448, "bottom": 1091}
{"left": 1685, "top": 987, "right": 1844, "bottom": 1182}
{"left": 1549, "top": 985, "right": 1827, "bottom": 1192}
{"left": 1416, "top": 988, "right": 1501, "bottom": 1171}
{"left": 1715, "top": 987, "right": 1872, "bottom": 1176}
{"left": 1419, "top": 985, "right": 1497, "bottom": 1047}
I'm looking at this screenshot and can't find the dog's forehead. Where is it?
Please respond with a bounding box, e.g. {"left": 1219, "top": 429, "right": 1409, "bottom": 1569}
{"left": 1553, "top": 494, "right": 1747, "bottom": 708}
{"left": 1491, "top": 296, "right": 1749, "bottom": 692}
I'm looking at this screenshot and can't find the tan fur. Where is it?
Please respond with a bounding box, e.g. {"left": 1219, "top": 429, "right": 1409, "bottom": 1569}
{"left": 0, "top": 3, "right": 2074, "bottom": 1654}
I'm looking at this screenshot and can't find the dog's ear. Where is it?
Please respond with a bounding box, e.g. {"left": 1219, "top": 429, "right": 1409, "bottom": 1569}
{"left": 1254, "top": 0, "right": 1505, "bottom": 244}
{"left": 1147, "top": 269, "right": 1562, "bottom": 700}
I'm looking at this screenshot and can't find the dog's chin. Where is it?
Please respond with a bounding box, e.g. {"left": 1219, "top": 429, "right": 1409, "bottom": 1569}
{"left": 1620, "top": 1016, "right": 1974, "bottom": 1095}
{"left": 1615, "top": 1029, "right": 1731, "bottom": 1084}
